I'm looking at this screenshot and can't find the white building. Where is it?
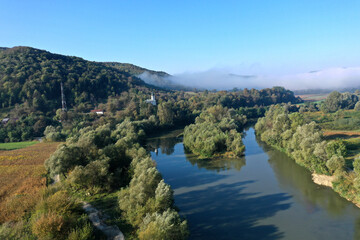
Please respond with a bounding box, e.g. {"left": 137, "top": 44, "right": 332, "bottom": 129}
{"left": 145, "top": 93, "right": 157, "bottom": 106}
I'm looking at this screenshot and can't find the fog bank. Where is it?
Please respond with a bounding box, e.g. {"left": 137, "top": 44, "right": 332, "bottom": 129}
{"left": 167, "top": 67, "right": 360, "bottom": 90}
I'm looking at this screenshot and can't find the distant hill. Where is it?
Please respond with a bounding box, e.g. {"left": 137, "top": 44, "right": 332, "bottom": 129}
{"left": 104, "top": 62, "right": 169, "bottom": 77}
{"left": 104, "top": 62, "right": 192, "bottom": 91}
{"left": 0, "top": 46, "right": 160, "bottom": 111}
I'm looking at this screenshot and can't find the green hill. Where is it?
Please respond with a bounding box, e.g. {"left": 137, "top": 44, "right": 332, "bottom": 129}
{"left": 0, "top": 46, "right": 157, "bottom": 112}
{"left": 104, "top": 62, "right": 192, "bottom": 90}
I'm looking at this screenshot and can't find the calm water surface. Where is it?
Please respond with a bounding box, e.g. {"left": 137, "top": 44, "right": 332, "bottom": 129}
{"left": 147, "top": 128, "right": 360, "bottom": 240}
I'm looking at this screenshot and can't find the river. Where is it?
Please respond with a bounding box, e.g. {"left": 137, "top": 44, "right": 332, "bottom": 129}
{"left": 146, "top": 128, "right": 360, "bottom": 240}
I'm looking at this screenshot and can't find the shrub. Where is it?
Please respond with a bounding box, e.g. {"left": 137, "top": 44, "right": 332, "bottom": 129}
{"left": 44, "top": 125, "right": 64, "bottom": 142}
{"left": 35, "top": 190, "right": 79, "bottom": 216}
{"left": 326, "top": 155, "right": 345, "bottom": 175}
{"left": 67, "top": 222, "right": 94, "bottom": 240}
{"left": 67, "top": 159, "right": 112, "bottom": 193}
{"left": 138, "top": 209, "right": 188, "bottom": 240}
{"left": 354, "top": 156, "right": 360, "bottom": 175}
{"left": 0, "top": 221, "right": 35, "bottom": 240}
{"left": 326, "top": 140, "right": 347, "bottom": 158}
{"left": 31, "top": 212, "right": 68, "bottom": 240}
{"left": 155, "top": 180, "right": 174, "bottom": 212}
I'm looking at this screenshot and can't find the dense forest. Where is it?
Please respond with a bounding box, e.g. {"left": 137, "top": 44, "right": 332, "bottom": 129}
{"left": 0, "top": 46, "right": 152, "bottom": 110}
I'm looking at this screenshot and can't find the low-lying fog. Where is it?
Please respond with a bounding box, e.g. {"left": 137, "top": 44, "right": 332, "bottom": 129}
{"left": 140, "top": 66, "right": 360, "bottom": 91}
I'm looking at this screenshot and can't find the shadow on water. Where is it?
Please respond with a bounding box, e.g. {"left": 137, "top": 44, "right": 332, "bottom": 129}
{"left": 176, "top": 181, "right": 290, "bottom": 240}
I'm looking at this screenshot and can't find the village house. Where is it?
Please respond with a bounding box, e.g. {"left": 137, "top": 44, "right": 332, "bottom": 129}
{"left": 90, "top": 109, "right": 104, "bottom": 115}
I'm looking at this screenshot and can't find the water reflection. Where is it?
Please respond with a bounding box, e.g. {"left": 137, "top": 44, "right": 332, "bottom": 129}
{"left": 258, "top": 138, "right": 351, "bottom": 216}
{"left": 185, "top": 152, "right": 246, "bottom": 172}
{"left": 146, "top": 129, "right": 183, "bottom": 155}
{"left": 146, "top": 129, "right": 246, "bottom": 172}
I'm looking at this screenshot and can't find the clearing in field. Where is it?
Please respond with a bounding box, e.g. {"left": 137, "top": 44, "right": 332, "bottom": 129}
{"left": 0, "top": 142, "right": 60, "bottom": 223}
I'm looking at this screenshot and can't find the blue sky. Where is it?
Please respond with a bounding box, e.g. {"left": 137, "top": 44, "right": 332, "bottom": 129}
{"left": 1, "top": 0, "right": 360, "bottom": 89}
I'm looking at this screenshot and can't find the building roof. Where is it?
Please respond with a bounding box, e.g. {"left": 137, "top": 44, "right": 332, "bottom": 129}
{"left": 90, "top": 109, "right": 104, "bottom": 112}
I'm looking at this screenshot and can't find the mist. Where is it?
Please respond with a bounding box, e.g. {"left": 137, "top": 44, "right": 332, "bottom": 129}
{"left": 165, "top": 67, "right": 360, "bottom": 91}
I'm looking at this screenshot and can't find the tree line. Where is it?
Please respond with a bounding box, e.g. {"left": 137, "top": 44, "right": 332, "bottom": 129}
{"left": 255, "top": 105, "right": 347, "bottom": 175}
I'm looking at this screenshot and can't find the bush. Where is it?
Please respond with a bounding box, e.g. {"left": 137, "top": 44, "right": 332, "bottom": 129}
{"left": 31, "top": 212, "right": 68, "bottom": 240}
{"left": 326, "top": 155, "right": 345, "bottom": 174}
{"left": 119, "top": 157, "right": 162, "bottom": 226}
{"left": 138, "top": 209, "right": 188, "bottom": 240}
{"left": 67, "top": 159, "right": 112, "bottom": 193}
{"left": 326, "top": 140, "right": 347, "bottom": 158}
{"left": 67, "top": 223, "right": 94, "bottom": 240}
{"left": 35, "top": 190, "right": 80, "bottom": 216}
{"left": 44, "top": 125, "right": 64, "bottom": 142}
{"left": 0, "top": 221, "right": 35, "bottom": 240}
{"left": 45, "top": 144, "right": 87, "bottom": 177}
{"left": 354, "top": 156, "right": 360, "bottom": 175}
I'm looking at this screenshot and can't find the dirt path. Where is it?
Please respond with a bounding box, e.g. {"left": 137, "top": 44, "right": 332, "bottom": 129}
{"left": 82, "top": 201, "right": 125, "bottom": 240}
{"left": 53, "top": 176, "right": 124, "bottom": 239}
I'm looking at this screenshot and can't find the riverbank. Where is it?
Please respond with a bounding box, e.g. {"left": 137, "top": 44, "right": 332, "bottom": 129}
{"left": 312, "top": 173, "right": 360, "bottom": 209}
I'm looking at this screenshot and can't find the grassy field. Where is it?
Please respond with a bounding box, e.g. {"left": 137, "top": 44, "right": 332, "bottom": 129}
{"left": 302, "top": 110, "right": 360, "bottom": 169}
{"left": 0, "top": 142, "right": 60, "bottom": 223}
{"left": 0, "top": 141, "right": 38, "bottom": 150}
{"left": 304, "top": 110, "right": 360, "bottom": 131}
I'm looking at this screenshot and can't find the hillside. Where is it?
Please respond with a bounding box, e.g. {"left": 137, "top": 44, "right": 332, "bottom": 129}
{"left": 104, "top": 62, "right": 192, "bottom": 90}
{"left": 104, "top": 62, "right": 169, "bottom": 77}
{"left": 0, "top": 46, "right": 157, "bottom": 112}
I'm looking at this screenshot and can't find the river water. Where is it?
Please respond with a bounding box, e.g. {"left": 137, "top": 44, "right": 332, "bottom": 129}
{"left": 147, "top": 128, "right": 360, "bottom": 240}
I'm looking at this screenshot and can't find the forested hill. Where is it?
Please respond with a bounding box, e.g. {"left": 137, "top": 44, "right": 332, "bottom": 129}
{"left": 104, "top": 62, "right": 169, "bottom": 78}
{"left": 0, "top": 46, "right": 158, "bottom": 111}
{"left": 104, "top": 62, "right": 193, "bottom": 91}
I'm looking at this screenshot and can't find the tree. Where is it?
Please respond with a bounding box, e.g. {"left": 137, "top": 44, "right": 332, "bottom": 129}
{"left": 157, "top": 102, "right": 174, "bottom": 126}
{"left": 326, "top": 155, "right": 345, "bottom": 175}
{"left": 326, "top": 140, "right": 347, "bottom": 158}
{"left": 355, "top": 102, "right": 360, "bottom": 111}
{"left": 322, "top": 91, "right": 342, "bottom": 112}
{"left": 44, "top": 125, "right": 64, "bottom": 142}
{"left": 45, "top": 144, "right": 86, "bottom": 177}
{"left": 138, "top": 209, "right": 188, "bottom": 240}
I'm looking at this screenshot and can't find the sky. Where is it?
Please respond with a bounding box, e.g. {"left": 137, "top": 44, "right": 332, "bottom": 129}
{"left": 1, "top": 0, "right": 360, "bottom": 90}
